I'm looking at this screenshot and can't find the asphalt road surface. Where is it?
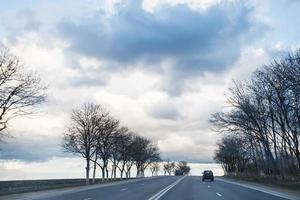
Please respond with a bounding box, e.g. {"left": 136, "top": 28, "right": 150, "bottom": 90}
{"left": 2, "top": 176, "right": 299, "bottom": 200}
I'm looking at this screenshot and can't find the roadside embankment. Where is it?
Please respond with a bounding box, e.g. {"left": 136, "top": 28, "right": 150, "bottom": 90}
{"left": 0, "top": 178, "right": 135, "bottom": 196}
{"left": 218, "top": 175, "right": 300, "bottom": 200}
{"left": 223, "top": 174, "right": 300, "bottom": 191}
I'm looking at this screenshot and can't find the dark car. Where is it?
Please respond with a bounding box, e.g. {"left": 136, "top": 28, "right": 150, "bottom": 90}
{"left": 175, "top": 169, "right": 184, "bottom": 176}
{"left": 202, "top": 170, "right": 214, "bottom": 181}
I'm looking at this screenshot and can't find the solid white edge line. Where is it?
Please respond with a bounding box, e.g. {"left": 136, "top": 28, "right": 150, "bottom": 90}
{"left": 148, "top": 177, "right": 185, "bottom": 200}
{"left": 217, "top": 178, "right": 297, "bottom": 200}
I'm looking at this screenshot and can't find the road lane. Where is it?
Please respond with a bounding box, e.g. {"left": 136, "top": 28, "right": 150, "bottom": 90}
{"left": 36, "top": 176, "right": 181, "bottom": 200}
{"left": 160, "top": 176, "right": 296, "bottom": 200}
{"left": 2, "top": 176, "right": 298, "bottom": 200}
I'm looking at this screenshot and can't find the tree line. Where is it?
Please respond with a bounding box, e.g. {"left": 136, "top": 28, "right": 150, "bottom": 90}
{"left": 63, "top": 103, "right": 161, "bottom": 184}
{"left": 163, "top": 160, "right": 191, "bottom": 176}
{"left": 211, "top": 50, "right": 300, "bottom": 180}
{"left": 0, "top": 49, "right": 190, "bottom": 183}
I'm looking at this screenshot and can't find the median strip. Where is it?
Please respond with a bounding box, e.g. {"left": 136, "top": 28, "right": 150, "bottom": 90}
{"left": 148, "top": 177, "right": 185, "bottom": 200}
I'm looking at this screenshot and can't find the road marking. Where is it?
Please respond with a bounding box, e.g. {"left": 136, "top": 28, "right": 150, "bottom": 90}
{"left": 83, "top": 198, "right": 92, "bottom": 200}
{"left": 120, "top": 188, "right": 128, "bottom": 191}
{"left": 216, "top": 193, "right": 222, "bottom": 197}
{"left": 148, "top": 177, "right": 185, "bottom": 200}
{"left": 208, "top": 185, "right": 211, "bottom": 188}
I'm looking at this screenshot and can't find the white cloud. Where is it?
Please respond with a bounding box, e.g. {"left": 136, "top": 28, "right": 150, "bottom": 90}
{"left": 143, "top": 0, "right": 222, "bottom": 12}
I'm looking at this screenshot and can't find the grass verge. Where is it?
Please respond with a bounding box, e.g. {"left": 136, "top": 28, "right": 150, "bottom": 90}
{"left": 0, "top": 178, "right": 135, "bottom": 196}
{"left": 223, "top": 175, "right": 300, "bottom": 191}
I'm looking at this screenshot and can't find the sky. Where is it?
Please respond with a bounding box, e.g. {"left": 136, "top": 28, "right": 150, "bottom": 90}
{"left": 0, "top": 0, "right": 300, "bottom": 180}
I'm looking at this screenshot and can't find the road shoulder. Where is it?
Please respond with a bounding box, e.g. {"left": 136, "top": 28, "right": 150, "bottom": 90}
{"left": 217, "top": 177, "right": 300, "bottom": 200}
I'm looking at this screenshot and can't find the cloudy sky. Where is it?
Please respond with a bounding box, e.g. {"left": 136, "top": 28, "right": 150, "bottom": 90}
{"left": 0, "top": 0, "right": 299, "bottom": 180}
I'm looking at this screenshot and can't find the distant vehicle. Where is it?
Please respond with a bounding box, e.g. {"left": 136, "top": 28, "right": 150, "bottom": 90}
{"left": 175, "top": 169, "right": 184, "bottom": 176}
{"left": 202, "top": 170, "right": 214, "bottom": 181}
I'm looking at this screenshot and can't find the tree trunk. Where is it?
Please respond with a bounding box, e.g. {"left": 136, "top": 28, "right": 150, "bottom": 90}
{"left": 119, "top": 162, "right": 125, "bottom": 180}
{"left": 86, "top": 158, "right": 90, "bottom": 185}
{"left": 106, "top": 167, "right": 109, "bottom": 180}
{"left": 92, "top": 160, "right": 97, "bottom": 183}
{"left": 136, "top": 165, "right": 141, "bottom": 177}
{"left": 120, "top": 169, "right": 124, "bottom": 179}
{"left": 110, "top": 166, "right": 114, "bottom": 179}
{"left": 101, "top": 167, "right": 105, "bottom": 182}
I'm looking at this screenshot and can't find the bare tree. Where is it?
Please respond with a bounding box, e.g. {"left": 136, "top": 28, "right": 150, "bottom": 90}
{"left": 163, "top": 160, "right": 175, "bottom": 176}
{"left": 94, "top": 116, "right": 119, "bottom": 181}
{"left": 0, "top": 49, "right": 46, "bottom": 140}
{"left": 211, "top": 50, "right": 300, "bottom": 180}
{"left": 110, "top": 126, "right": 128, "bottom": 179}
{"left": 131, "top": 135, "right": 161, "bottom": 177}
{"left": 163, "top": 163, "right": 167, "bottom": 176}
{"left": 149, "top": 162, "right": 160, "bottom": 176}
{"left": 115, "top": 130, "right": 134, "bottom": 179}
{"left": 63, "top": 103, "right": 105, "bottom": 184}
{"left": 63, "top": 101, "right": 163, "bottom": 183}
{"left": 176, "top": 161, "right": 191, "bottom": 175}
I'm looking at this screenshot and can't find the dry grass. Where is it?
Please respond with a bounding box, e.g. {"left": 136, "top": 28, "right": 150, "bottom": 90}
{"left": 0, "top": 178, "right": 135, "bottom": 196}
{"left": 224, "top": 174, "right": 300, "bottom": 191}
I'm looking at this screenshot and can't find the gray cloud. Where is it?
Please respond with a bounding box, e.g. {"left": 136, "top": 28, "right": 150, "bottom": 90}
{"left": 58, "top": 0, "right": 264, "bottom": 87}
{"left": 0, "top": 133, "right": 66, "bottom": 162}
{"left": 147, "top": 103, "right": 180, "bottom": 120}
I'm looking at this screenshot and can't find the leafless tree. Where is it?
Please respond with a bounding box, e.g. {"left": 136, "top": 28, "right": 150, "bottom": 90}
{"left": 94, "top": 115, "right": 119, "bottom": 181}
{"left": 110, "top": 126, "right": 128, "bottom": 179}
{"left": 163, "top": 163, "right": 167, "bottom": 176}
{"left": 176, "top": 161, "right": 191, "bottom": 175}
{"left": 163, "top": 160, "right": 175, "bottom": 176}
{"left": 149, "top": 162, "right": 160, "bottom": 176}
{"left": 211, "top": 50, "right": 300, "bottom": 180}
{"left": 115, "top": 131, "right": 134, "bottom": 179}
{"left": 0, "top": 49, "right": 46, "bottom": 140}
{"left": 63, "top": 103, "right": 162, "bottom": 182}
{"left": 63, "top": 103, "right": 106, "bottom": 184}
{"left": 131, "top": 135, "right": 161, "bottom": 177}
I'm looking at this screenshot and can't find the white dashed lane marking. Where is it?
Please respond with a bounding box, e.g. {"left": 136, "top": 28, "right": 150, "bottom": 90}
{"left": 120, "top": 188, "right": 128, "bottom": 191}
{"left": 216, "top": 192, "right": 222, "bottom": 197}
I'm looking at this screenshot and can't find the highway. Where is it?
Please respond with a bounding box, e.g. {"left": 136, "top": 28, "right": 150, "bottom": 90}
{"left": 3, "top": 176, "right": 298, "bottom": 200}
